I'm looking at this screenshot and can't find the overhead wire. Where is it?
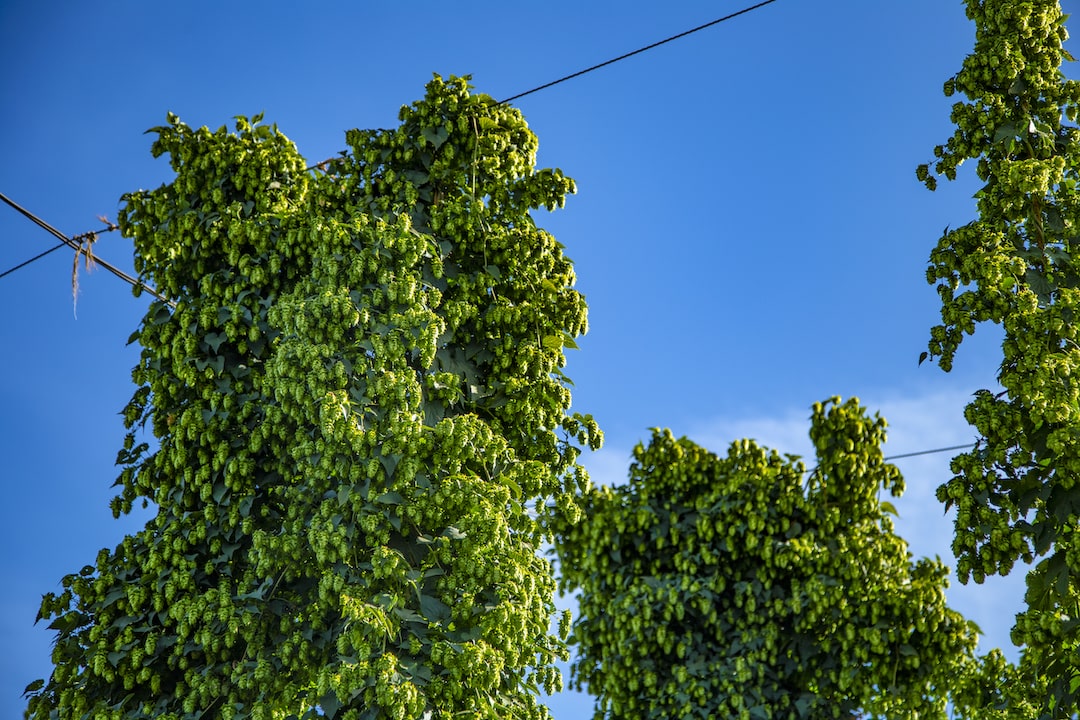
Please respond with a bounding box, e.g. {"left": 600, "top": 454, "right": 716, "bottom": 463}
{"left": 2, "top": 217, "right": 120, "bottom": 280}
{"left": 799, "top": 442, "right": 978, "bottom": 483}
{"left": 497, "top": 0, "right": 779, "bottom": 104}
{"left": 884, "top": 443, "right": 974, "bottom": 462}
{"left": 3, "top": 1, "right": 780, "bottom": 281}
{"left": 300, "top": 0, "right": 780, "bottom": 170}
{"left": 0, "top": 191, "right": 172, "bottom": 305}
{"left": 0, "top": 241, "right": 66, "bottom": 280}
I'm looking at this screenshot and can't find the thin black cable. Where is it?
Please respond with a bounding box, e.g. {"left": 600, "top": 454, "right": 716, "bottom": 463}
{"left": 884, "top": 443, "right": 974, "bottom": 462}
{"left": 802, "top": 442, "right": 976, "bottom": 480}
{"left": 497, "top": 0, "right": 779, "bottom": 105}
{"left": 0, "top": 219, "right": 119, "bottom": 280}
{"left": 0, "top": 191, "right": 171, "bottom": 305}
{"left": 0, "top": 190, "right": 69, "bottom": 241}
{"left": 298, "top": 1, "right": 779, "bottom": 174}
{"left": 0, "top": 241, "right": 66, "bottom": 280}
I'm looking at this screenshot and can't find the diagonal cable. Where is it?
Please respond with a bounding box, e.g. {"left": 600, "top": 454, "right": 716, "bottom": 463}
{"left": 497, "top": 0, "right": 779, "bottom": 104}
{"left": 884, "top": 444, "right": 975, "bottom": 462}
{"left": 0, "top": 241, "right": 66, "bottom": 280}
{"left": 5, "top": 4, "right": 782, "bottom": 289}
{"left": 0, "top": 191, "right": 171, "bottom": 305}
{"left": 303, "top": 1, "right": 782, "bottom": 173}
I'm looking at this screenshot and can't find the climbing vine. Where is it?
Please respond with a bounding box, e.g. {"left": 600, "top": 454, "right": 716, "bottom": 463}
{"left": 555, "top": 397, "right": 983, "bottom": 720}
{"left": 25, "top": 75, "right": 600, "bottom": 720}
{"left": 918, "top": 2, "right": 1080, "bottom": 714}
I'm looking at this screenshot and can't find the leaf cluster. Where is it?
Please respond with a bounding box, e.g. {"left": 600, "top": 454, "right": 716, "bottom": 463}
{"left": 25, "top": 75, "right": 600, "bottom": 720}
{"left": 918, "top": 2, "right": 1080, "bottom": 713}
{"left": 555, "top": 398, "right": 982, "bottom": 720}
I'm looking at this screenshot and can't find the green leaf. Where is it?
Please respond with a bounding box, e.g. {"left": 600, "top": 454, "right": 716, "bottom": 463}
{"left": 504, "top": 476, "right": 522, "bottom": 501}
{"left": 150, "top": 303, "right": 172, "bottom": 326}
{"left": 401, "top": 658, "right": 433, "bottom": 684}
{"left": 1025, "top": 267, "right": 1056, "bottom": 304}
{"left": 47, "top": 611, "right": 84, "bottom": 634}
{"left": 100, "top": 587, "right": 126, "bottom": 609}
{"left": 1034, "top": 520, "right": 1057, "bottom": 555}
{"left": 109, "top": 615, "right": 139, "bottom": 631}
{"left": 319, "top": 690, "right": 342, "bottom": 719}
{"left": 375, "top": 491, "right": 404, "bottom": 506}
{"left": 794, "top": 695, "right": 814, "bottom": 716}
{"left": 394, "top": 607, "right": 425, "bottom": 623}
{"left": 194, "top": 355, "right": 226, "bottom": 374}
{"left": 214, "top": 542, "right": 241, "bottom": 564}
{"left": 212, "top": 482, "right": 228, "bottom": 504}
{"left": 442, "top": 526, "right": 467, "bottom": 540}
{"left": 993, "top": 122, "right": 1018, "bottom": 143}
{"left": 1045, "top": 205, "right": 1065, "bottom": 234}
{"left": 379, "top": 453, "right": 402, "bottom": 480}
{"left": 204, "top": 331, "right": 227, "bottom": 353}
{"left": 420, "top": 126, "right": 449, "bottom": 149}
{"left": 237, "top": 578, "right": 273, "bottom": 602}
{"left": 424, "top": 400, "right": 445, "bottom": 426}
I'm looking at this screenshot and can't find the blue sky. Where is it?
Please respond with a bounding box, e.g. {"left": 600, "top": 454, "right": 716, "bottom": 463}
{"left": 0, "top": 1, "right": 1039, "bottom": 716}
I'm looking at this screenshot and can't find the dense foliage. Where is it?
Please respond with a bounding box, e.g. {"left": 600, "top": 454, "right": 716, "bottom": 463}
{"left": 30, "top": 1, "right": 1080, "bottom": 715}
{"left": 25, "top": 75, "right": 600, "bottom": 720}
{"left": 918, "top": 1, "right": 1080, "bottom": 713}
{"left": 555, "top": 397, "right": 981, "bottom": 720}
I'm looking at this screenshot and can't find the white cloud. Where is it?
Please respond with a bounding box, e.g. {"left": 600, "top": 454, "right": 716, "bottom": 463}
{"left": 866, "top": 390, "right": 1027, "bottom": 659}
{"left": 579, "top": 443, "right": 636, "bottom": 490}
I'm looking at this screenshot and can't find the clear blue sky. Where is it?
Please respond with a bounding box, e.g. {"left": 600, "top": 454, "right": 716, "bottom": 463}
{"left": 0, "top": 1, "right": 1043, "bottom": 716}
